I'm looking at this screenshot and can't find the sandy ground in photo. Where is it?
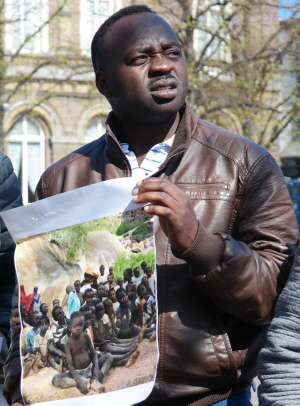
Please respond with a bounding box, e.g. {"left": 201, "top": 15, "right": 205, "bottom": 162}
{"left": 22, "top": 339, "right": 157, "bottom": 404}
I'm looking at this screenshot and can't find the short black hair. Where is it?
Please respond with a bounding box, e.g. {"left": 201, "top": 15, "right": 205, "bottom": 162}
{"left": 70, "top": 311, "right": 84, "bottom": 325}
{"left": 116, "top": 287, "right": 126, "bottom": 300}
{"left": 52, "top": 306, "right": 63, "bottom": 319}
{"left": 80, "top": 305, "right": 92, "bottom": 314}
{"left": 91, "top": 5, "right": 155, "bottom": 73}
{"left": 83, "top": 288, "right": 94, "bottom": 300}
{"left": 40, "top": 315, "right": 50, "bottom": 325}
{"left": 40, "top": 303, "right": 47, "bottom": 311}
{"left": 137, "top": 283, "right": 147, "bottom": 295}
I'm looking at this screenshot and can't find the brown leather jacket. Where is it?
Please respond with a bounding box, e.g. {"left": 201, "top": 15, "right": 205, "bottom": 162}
{"left": 5, "top": 102, "right": 298, "bottom": 406}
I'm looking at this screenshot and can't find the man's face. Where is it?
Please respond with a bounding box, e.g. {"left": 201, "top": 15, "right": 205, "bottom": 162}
{"left": 34, "top": 287, "right": 38, "bottom": 294}
{"left": 53, "top": 300, "right": 59, "bottom": 308}
{"left": 98, "top": 13, "right": 188, "bottom": 123}
{"left": 100, "top": 266, "right": 105, "bottom": 276}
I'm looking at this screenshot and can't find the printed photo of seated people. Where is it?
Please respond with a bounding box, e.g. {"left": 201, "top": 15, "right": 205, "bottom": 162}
{"left": 17, "top": 209, "right": 157, "bottom": 403}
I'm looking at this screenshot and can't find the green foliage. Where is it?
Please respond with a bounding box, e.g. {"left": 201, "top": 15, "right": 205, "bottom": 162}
{"left": 46, "top": 215, "right": 152, "bottom": 262}
{"left": 112, "top": 250, "right": 155, "bottom": 282}
{"left": 115, "top": 219, "right": 151, "bottom": 236}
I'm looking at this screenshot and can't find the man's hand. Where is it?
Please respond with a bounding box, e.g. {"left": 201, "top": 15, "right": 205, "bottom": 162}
{"left": 133, "top": 178, "right": 198, "bottom": 253}
{"left": 77, "top": 378, "right": 89, "bottom": 394}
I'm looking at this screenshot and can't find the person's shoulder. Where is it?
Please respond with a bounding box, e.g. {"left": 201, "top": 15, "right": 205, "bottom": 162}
{"left": 0, "top": 151, "right": 22, "bottom": 211}
{"left": 50, "top": 136, "right": 105, "bottom": 172}
{"left": 195, "top": 118, "right": 268, "bottom": 163}
{"left": 185, "top": 104, "right": 269, "bottom": 166}
{"left": 35, "top": 135, "right": 106, "bottom": 199}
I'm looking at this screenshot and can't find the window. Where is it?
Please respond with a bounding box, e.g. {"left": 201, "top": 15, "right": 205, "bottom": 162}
{"left": 7, "top": 116, "right": 45, "bottom": 204}
{"left": 85, "top": 117, "right": 106, "bottom": 141}
{"left": 193, "top": 2, "right": 231, "bottom": 64}
{"left": 80, "top": 0, "right": 121, "bottom": 53}
{"left": 5, "top": 0, "right": 49, "bottom": 54}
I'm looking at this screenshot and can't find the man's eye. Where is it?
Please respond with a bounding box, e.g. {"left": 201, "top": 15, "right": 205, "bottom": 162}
{"left": 167, "top": 50, "right": 180, "bottom": 57}
{"left": 131, "top": 55, "right": 148, "bottom": 64}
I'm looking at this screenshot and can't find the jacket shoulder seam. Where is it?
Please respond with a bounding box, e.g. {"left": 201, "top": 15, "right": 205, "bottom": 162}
{"left": 44, "top": 138, "right": 105, "bottom": 193}
{"left": 191, "top": 122, "right": 269, "bottom": 176}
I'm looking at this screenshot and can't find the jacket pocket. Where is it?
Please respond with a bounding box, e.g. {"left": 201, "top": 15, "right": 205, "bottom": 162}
{"left": 177, "top": 182, "right": 233, "bottom": 203}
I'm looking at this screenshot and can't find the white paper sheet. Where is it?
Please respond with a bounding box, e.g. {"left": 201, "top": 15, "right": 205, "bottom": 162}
{"left": 1, "top": 178, "right": 157, "bottom": 406}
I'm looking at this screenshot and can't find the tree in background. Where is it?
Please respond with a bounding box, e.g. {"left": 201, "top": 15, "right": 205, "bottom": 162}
{"left": 0, "top": 0, "right": 98, "bottom": 152}
{"left": 149, "top": 0, "right": 300, "bottom": 153}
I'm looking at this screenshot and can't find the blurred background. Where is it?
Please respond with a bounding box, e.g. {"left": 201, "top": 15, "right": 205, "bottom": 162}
{"left": 0, "top": 0, "right": 299, "bottom": 205}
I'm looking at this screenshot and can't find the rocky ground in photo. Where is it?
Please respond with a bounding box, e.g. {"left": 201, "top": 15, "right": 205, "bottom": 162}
{"left": 22, "top": 339, "right": 157, "bottom": 404}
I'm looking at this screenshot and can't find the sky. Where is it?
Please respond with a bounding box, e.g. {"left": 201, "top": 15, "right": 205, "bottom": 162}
{"left": 279, "top": 0, "right": 300, "bottom": 19}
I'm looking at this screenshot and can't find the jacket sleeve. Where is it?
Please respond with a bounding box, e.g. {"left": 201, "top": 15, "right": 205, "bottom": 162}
{"left": 258, "top": 244, "right": 300, "bottom": 405}
{"left": 0, "top": 153, "right": 23, "bottom": 405}
{"left": 174, "top": 153, "right": 298, "bottom": 325}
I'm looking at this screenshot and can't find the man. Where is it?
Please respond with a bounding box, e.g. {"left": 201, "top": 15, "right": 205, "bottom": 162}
{"left": 258, "top": 242, "right": 300, "bottom": 405}
{"left": 5, "top": 5, "right": 298, "bottom": 406}
{"left": 0, "top": 152, "right": 22, "bottom": 406}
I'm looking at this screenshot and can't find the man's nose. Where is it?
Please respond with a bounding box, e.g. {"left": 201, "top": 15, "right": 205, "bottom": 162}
{"left": 149, "top": 54, "right": 174, "bottom": 76}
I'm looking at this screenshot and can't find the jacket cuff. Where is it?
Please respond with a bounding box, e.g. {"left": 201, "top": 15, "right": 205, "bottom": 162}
{"left": 172, "top": 222, "right": 225, "bottom": 275}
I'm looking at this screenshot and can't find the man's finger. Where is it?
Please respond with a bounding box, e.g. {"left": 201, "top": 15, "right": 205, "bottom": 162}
{"left": 133, "top": 191, "right": 179, "bottom": 212}
{"left": 135, "top": 178, "right": 186, "bottom": 201}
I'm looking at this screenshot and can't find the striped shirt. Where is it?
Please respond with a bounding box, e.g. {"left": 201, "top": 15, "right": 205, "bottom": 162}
{"left": 119, "top": 135, "right": 175, "bottom": 180}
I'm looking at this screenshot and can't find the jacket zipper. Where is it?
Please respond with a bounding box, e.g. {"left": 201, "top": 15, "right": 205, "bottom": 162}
{"left": 178, "top": 183, "right": 229, "bottom": 190}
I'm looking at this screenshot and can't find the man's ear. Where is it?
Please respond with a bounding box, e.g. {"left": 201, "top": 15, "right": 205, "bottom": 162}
{"left": 96, "top": 71, "right": 112, "bottom": 98}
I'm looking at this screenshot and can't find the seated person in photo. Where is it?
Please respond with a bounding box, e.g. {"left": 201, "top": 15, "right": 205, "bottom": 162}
{"left": 96, "top": 284, "right": 108, "bottom": 302}
{"left": 80, "top": 305, "right": 95, "bottom": 343}
{"left": 83, "top": 288, "right": 95, "bottom": 306}
{"left": 20, "top": 304, "right": 29, "bottom": 326}
{"left": 22, "top": 348, "right": 44, "bottom": 378}
{"left": 92, "top": 303, "right": 138, "bottom": 355}
{"left": 145, "top": 266, "right": 156, "bottom": 297}
{"left": 52, "top": 299, "right": 60, "bottom": 309}
{"left": 25, "top": 313, "right": 41, "bottom": 350}
{"left": 115, "top": 288, "right": 142, "bottom": 339}
{"left": 123, "top": 268, "right": 133, "bottom": 289}
{"left": 141, "top": 261, "right": 148, "bottom": 275}
{"left": 135, "top": 283, "right": 156, "bottom": 328}
{"left": 52, "top": 311, "right": 110, "bottom": 394}
{"left": 126, "top": 283, "right": 137, "bottom": 307}
{"left": 141, "top": 275, "right": 155, "bottom": 298}
{"left": 51, "top": 306, "right": 69, "bottom": 352}
{"left": 108, "top": 288, "right": 119, "bottom": 311}
{"left": 103, "top": 299, "right": 140, "bottom": 345}
{"left": 132, "top": 267, "right": 142, "bottom": 286}
{"left": 74, "top": 280, "right": 84, "bottom": 305}
{"left": 114, "top": 278, "right": 124, "bottom": 292}
{"left": 40, "top": 303, "right": 49, "bottom": 318}
{"left": 66, "top": 284, "right": 81, "bottom": 315}
{"left": 33, "top": 316, "right": 53, "bottom": 366}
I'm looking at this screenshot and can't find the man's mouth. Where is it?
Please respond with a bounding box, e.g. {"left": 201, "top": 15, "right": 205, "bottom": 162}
{"left": 150, "top": 79, "right": 178, "bottom": 99}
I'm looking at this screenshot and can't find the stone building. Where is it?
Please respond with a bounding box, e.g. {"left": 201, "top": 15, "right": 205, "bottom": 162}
{"left": 3, "top": 0, "right": 124, "bottom": 203}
